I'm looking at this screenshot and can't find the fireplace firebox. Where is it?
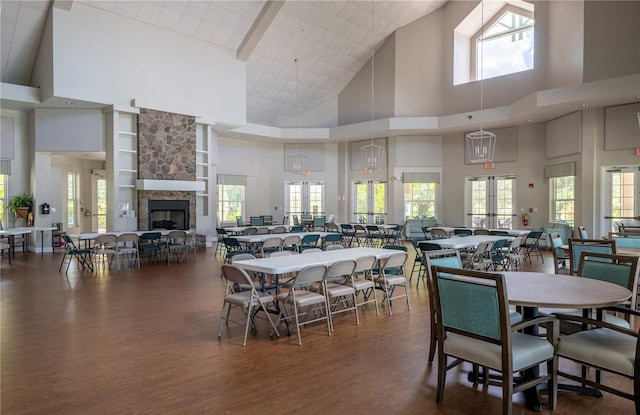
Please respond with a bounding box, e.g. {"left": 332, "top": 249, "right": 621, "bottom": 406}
{"left": 148, "top": 200, "right": 189, "bottom": 230}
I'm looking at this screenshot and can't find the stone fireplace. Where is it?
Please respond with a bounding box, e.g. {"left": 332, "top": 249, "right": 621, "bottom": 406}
{"left": 147, "top": 199, "right": 190, "bottom": 230}
{"left": 136, "top": 108, "right": 198, "bottom": 231}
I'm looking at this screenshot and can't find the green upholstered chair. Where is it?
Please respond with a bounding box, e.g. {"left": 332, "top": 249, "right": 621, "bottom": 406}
{"left": 431, "top": 266, "right": 558, "bottom": 415}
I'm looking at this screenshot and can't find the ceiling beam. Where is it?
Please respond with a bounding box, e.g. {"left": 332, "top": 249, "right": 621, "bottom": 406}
{"left": 237, "top": 0, "right": 284, "bottom": 62}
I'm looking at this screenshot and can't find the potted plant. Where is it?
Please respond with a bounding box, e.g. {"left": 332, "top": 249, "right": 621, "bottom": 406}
{"left": 8, "top": 193, "right": 34, "bottom": 219}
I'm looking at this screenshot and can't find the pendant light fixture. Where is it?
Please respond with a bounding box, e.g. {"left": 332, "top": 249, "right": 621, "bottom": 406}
{"left": 361, "top": 0, "right": 384, "bottom": 174}
{"left": 466, "top": 0, "right": 496, "bottom": 164}
{"left": 288, "top": 57, "right": 308, "bottom": 175}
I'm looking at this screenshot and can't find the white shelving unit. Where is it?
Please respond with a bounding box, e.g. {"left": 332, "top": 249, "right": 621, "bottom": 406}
{"left": 196, "top": 125, "right": 209, "bottom": 216}
{"left": 105, "top": 110, "right": 139, "bottom": 231}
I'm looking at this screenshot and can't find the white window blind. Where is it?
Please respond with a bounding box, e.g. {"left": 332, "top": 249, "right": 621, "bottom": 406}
{"left": 544, "top": 162, "right": 576, "bottom": 179}
{"left": 402, "top": 172, "right": 441, "bottom": 184}
{"left": 217, "top": 174, "right": 247, "bottom": 186}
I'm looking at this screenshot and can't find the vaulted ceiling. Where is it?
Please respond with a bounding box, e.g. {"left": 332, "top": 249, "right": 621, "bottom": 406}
{"left": 0, "top": 0, "right": 447, "bottom": 127}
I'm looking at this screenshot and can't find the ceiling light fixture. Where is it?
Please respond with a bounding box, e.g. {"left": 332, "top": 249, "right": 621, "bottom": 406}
{"left": 288, "top": 58, "right": 308, "bottom": 176}
{"left": 466, "top": 0, "right": 496, "bottom": 164}
{"left": 361, "top": 0, "right": 384, "bottom": 174}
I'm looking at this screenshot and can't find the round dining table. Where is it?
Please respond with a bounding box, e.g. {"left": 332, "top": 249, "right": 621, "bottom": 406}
{"left": 502, "top": 271, "right": 632, "bottom": 412}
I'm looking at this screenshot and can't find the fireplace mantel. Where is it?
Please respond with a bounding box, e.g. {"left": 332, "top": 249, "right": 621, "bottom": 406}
{"left": 136, "top": 179, "right": 205, "bottom": 192}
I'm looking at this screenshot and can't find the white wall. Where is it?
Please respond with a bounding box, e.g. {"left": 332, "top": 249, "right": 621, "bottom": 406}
{"left": 43, "top": 3, "right": 246, "bottom": 126}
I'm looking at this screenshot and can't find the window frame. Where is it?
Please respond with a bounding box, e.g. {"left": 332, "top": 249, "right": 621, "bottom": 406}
{"left": 470, "top": 4, "right": 534, "bottom": 81}
{"left": 67, "top": 173, "right": 78, "bottom": 227}
{"left": 550, "top": 175, "right": 575, "bottom": 226}
{"left": 403, "top": 182, "right": 437, "bottom": 220}
{"left": 217, "top": 183, "right": 246, "bottom": 224}
{"left": 0, "top": 175, "right": 6, "bottom": 227}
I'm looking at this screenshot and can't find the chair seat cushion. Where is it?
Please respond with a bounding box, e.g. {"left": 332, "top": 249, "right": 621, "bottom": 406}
{"left": 277, "top": 290, "right": 326, "bottom": 307}
{"left": 377, "top": 275, "right": 406, "bottom": 286}
{"left": 325, "top": 283, "right": 355, "bottom": 297}
{"left": 225, "top": 291, "right": 275, "bottom": 308}
{"left": 558, "top": 328, "right": 636, "bottom": 376}
{"left": 444, "top": 332, "right": 554, "bottom": 371}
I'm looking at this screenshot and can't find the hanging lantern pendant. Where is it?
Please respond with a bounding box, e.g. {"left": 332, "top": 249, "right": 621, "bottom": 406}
{"left": 361, "top": 141, "right": 384, "bottom": 171}
{"left": 466, "top": 129, "right": 496, "bottom": 163}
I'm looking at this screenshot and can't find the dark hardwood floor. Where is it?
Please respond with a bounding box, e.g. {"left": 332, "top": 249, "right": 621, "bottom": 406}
{"left": 1, "top": 243, "right": 635, "bottom": 414}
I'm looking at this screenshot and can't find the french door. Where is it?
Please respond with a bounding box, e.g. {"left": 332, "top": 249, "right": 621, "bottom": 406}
{"left": 466, "top": 175, "right": 516, "bottom": 229}
{"left": 285, "top": 181, "right": 325, "bottom": 218}
{"left": 353, "top": 180, "right": 386, "bottom": 224}
{"left": 91, "top": 170, "right": 107, "bottom": 232}
{"left": 603, "top": 166, "right": 640, "bottom": 231}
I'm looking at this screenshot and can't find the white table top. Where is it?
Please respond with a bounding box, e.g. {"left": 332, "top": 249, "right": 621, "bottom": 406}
{"left": 233, "top": 247, "right": 398, "bottom": 275}
{"left": 0, "top": 226, "right": 57, "bottom": 236}
{"left": 503, "top": 271, "right": 631, "bottom": 309}
{"left": 232, "top": 231, "right": 331, "bottom": 244}
{"left": 426, "top": 227, "right": 529, "bottom": 236}
{"left": 425, "top": 234, "right": 514, "bottom": 249}
{"left": 69, "top": 229, "right": 174, "bottom": 240}
{"left": 224, "top": 225, "right": 290, "bottom": 233}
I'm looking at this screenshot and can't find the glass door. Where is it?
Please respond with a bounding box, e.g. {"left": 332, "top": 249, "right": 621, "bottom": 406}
{"left": 466, "top": 175, "right": 516, "bottom": 229}
{"left": 285, "top": 181, "right": 325, "bottom": 220}
{"left": 92, "top": 170, "right": 107, "bottom": 232}
{"left": 353, "top": 180, "right": 386, "bottom": 224}
{"left": 603, "top": 166, "right": 640, "bottom": 232}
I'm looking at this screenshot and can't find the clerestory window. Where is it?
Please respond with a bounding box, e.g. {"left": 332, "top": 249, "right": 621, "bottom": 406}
{"left": 454, "top": 1, "right": 534, "bottom": 85}
{"left": 474, "top": 7, "right": 534, "bottom": 80}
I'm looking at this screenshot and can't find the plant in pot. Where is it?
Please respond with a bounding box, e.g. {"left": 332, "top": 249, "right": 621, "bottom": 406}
{"left": 8, "top": 193, "right": 34, "bottom": 220}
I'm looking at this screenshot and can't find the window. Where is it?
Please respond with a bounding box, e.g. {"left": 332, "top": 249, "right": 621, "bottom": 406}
{"left": 217, "top": 184, "right": 245, "bottom": 223}
{"left": 611, "top": 171, "right": 635, "bottom": 221}
{"left": 67, "top": 173, "right": 77, "bottom": 227}
{"left": 550, "top": 176, "right": 574, "bottom": 225}
{"left": 474, "top": 7, "right": 534, "bottom": 80}
{"left": 285, "top": 181, "right": 325, "bottom": 218}
{"left": 0, "top": 175, "right": 6, "bottom": 227}
{"left": 404, "top": 183, "right": 436, "bottom": 219}
{"left": 453, "top": 2, "right": 534, "bottom": 85}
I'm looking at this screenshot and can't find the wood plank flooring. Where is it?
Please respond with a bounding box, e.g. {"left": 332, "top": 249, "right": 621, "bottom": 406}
{"left": 1, "top": 243, "right": 635, "bottom": 415}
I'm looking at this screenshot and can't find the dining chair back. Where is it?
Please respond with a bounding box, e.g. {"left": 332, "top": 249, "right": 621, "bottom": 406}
{"left": 117, "top": 233, "right": 140, "bottom": 268}
{"left": 289, "top": 225, "right": 304, "bottom": 233}
{"left": 139, "top": 232, "right": 162, "bottom": 265}
{"left": 423, "top": 249, "right": 462, "bottom": 362}
{"left": 505, "top": 234, "right": 527, "bottom": 271}
{"left": 259, "top": 237, "right": 282, "bottom": 258}
{"left": 453, "top": 228, "right": 473, "bottom": 236}
{"left": 375, "top": 251, "right": 411, "bottom": 315}
{"left": 469, "top": 240, "right": 495, "bottom": 270}
{"left": 576, "top": 225, "right": 588, "bottom": 239}
{"left": 569, "top": 238, "right": 617, "bottom": 274}
{"left": 236, "top": 216, "right": 244, "bottom": 226}
{"left": 473, "top": 228, "right": 491, "bottom": 235}
{"left": 325, "top": 222, "right": 340, "bottom": 233}
{"left": 250, "top": 216, "right": 263, "bottom": 226}
{"left": 261, "top": 215, "right": 273, "bottom": 225}
{"left": 275, "top": 264, "right": 331, "bottom": 345}
{"left": 166, "top": 230, "right": 188, "bottom": 264}
{"left": 59, "top": 234, "right": 93, "bottom": 273}
{"left": 255, "top": 226, "right": 269, "bottom": 235}
{"left": 340, "top": 223, "right": 356, "bottom": 247}
{"left": 353, "top": 224, "right": 368, "bottom": 246}
{"left": 222, "top": 237, "right": 252, "bottom": 263}
{"left": 215, "top": 228, "right": 229, "bottom": 255}
{"left": 312, "top": 216, "right": 326, "bottom": 231}
{"left": 282, "top": 234, "right": 301, "bottom": 252}
{"left": 555, "top": 306, "right": 640, "bottom": 412}
{"left": 323, "top": 259, "right": 359, "bottom": 332}
{"left": 385, "top": 224, "right": 403, "bottom": 246}
{"left": 93, "top": 234, "right": 118, "bottom": 270}
{"left": 549, "top": 232, "right": 570, "bottom": 274}
{"left": 270, "top": 226, "right": 287, "bottom": 234}
{"left": 522, "top": 231, "right": 544, "bottom": 263}
{"left": 351, "top": 255, "right": 379, "bottom": 315}
{"left": 431, "top": 266, "right": 558, "bottom": 415}
{"left": 218, "top": 264, "right": 279, "bottom": 346}
{"left": 325, "top": 244, "right": 344, "bottom": 251}
{"left": 322, "top": 232, "right": 342, "bottom": 249}
{"left": 299, "top": 233, "right": 320, "bottom": 252}
{"left": 430, "top": 227, "right": 449, "bottom": 239}
{"left": 578, "top": 251, "right": 640, "bottom": 324}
